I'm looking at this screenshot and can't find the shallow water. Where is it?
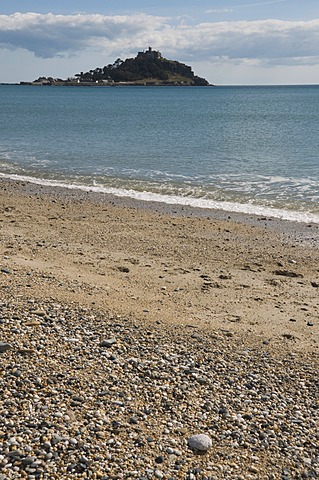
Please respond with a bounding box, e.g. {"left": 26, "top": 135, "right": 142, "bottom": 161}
{"left": 1, "top": 84, "right": 319, "bottom": 222}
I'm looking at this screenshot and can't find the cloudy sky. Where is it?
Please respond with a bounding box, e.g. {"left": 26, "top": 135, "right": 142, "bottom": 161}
{"left": 1, "top": 0, "right": 319, "bottom": 84}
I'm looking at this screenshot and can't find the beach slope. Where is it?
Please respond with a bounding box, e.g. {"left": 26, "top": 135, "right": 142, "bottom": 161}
{"left": 0, "top": 179, "right": 318, "bottom": 479}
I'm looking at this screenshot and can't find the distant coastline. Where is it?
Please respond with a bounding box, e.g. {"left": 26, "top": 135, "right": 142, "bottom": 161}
{"left": 18, "top": 81, "right": 215, "bottom": 87}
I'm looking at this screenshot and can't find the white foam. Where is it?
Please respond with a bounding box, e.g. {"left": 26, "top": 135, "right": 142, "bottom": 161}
{"left": 1, "top": 172, "right": 319, "bottom": 224}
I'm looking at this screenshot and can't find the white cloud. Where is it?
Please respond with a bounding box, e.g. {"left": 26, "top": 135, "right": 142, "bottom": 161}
{"left": 231, "top": 0, "right": 286, "bottom": 8}
{"left": 0, "top": 12, "right": 166, "bottom": 58}
{"left": 0, "top": 12, "right": 319, "bottom": 68}
{"left": 180, "top": 19, "right": 319, "bottom": 62}
{"left": 205, "top": 9, "right": 234, "bottom": 14}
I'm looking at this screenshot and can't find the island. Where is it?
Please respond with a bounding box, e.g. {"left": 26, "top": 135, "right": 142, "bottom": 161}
{"left": 21, "top": 47, "right": 211, "bottom": 87}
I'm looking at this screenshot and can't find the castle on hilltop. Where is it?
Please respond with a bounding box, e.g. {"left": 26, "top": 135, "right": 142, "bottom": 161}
{"left": 137, "top": 47, "right": 162, "bottom": 60}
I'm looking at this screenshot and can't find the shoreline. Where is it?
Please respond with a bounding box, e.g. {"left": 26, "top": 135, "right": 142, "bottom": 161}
{"left": 1, "top": 171, "right": 319, "bottom": 227}
{"left": 0, "top": 177, "right": 318, "bottom": 479}
{"left": 1, "top": 176, "right": 319, "bottom": 353}
{"left": 1, "top": 176, "right": 319, "bottom": 245}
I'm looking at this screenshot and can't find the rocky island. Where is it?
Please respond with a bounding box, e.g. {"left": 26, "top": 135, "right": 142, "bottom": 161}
{"left": 21, "top": 47, "right": 210, "bottom": 87}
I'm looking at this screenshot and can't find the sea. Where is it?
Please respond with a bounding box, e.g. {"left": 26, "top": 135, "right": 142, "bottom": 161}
{"left": 1, "top": 84, "right": 319, "bottom": 223}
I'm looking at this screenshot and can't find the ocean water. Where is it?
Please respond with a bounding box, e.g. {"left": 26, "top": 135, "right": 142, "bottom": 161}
{"left": 0, "top": 84, "right": 319, "bottom": 223}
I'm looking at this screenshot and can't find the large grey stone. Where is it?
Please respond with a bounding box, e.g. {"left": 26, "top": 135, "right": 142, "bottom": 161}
{"left": 187, "top": 434, "right": 212, "bottom": 452}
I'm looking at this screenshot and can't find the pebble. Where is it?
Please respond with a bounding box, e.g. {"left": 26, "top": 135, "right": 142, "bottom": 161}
{"left": 154, "top": 470, "right": 164, "bottom": 479}
{"left": 0, "top": 342, "right": 11, "bottom": 353}
{"left": 187, "top": 434, "right": 212, "bottom": 452}
{"left": 100, "top": 337, "right": 117, "bottom": 347}
{"left": 0, "top": 268, "right": 10, "bottom": 274}
{"left": 155, "top": 456, "right": 164, "bottom": 464}
{"left": 33, "top": 309, "right": 46, "bottom": 317}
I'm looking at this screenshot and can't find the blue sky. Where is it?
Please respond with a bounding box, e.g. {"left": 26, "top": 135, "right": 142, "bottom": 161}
{"left": 1, "top": 0, "right": 319, "bottom": 84}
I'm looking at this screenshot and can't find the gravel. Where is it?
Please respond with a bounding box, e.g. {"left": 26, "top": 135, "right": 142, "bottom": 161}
{"left": 0, "top": 292, "right": 318, "bottom": 479}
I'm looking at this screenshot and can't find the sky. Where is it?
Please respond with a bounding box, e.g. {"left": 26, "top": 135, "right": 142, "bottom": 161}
{"left": 1, "top": 0, "right": 319, "bottom": 85}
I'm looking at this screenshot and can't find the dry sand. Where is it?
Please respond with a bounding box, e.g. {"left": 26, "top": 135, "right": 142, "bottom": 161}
{"left": 1, "top": 178, "right": 319, "bottom": 354}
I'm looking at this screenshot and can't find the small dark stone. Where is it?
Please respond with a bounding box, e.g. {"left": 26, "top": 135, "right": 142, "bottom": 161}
{"left": 1, "top": 268, "right": 10, "bottom": 274}
{"left": 21, "top": 456, "right": 37, "bottom": 466}
{"left": 129, "top": 417, "right": 138, "bottom": 425}
{"left": 118, "top": 266, "right": 130, "bottom": 273}
{"left": 7, "top": 450, "right": 23, "bottom": 458}
{"left": 155, "top": 456, "right": 164, "bottom": 464}
{"left": 274, "top": 270, "right": 303, "bottom": 278}
{"left": 0, "top": 342, "right": 12, "bottom": 353}
{"left": 72, "top": 395, "right": 85, "bottom": 403}
{"left": 100, "top": 338, "right": 116, "bottom": 347}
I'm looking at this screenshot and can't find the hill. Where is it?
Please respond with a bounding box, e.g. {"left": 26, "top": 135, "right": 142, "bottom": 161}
{"left": 26, "top": 48, "right": 210, "bottom": 86}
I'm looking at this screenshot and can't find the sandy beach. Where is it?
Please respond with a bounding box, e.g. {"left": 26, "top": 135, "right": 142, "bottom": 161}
{"left": 1, "top": 179, "right": 319, "bottom": 353}
{"left": 0, "top": 178, "right": 318, "bottom": 479}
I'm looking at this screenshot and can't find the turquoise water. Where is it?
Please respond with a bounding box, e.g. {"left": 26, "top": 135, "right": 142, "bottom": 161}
{"left": 0, "top": 84, "right": 319, "bottom": 222}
